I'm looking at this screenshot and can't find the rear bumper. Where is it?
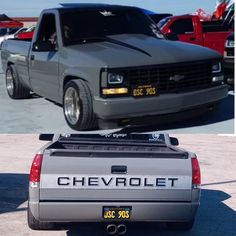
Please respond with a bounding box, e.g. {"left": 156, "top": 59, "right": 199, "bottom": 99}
{"left": 32, "top": 201, "right": 199, "bottom": 222}
{"left": 93, "top": 85, "right": 228, "bottom": 120}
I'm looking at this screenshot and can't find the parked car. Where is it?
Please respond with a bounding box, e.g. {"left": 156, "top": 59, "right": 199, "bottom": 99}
{"left": 158, "top": 14, "right": 233, "bottom": 55}
{"left": 0, "top": 27, "right": 27, "bottom": 48}
{"left": 1, "top": 4, "right": 228, "bottom": 131}
{"left": 224, "top": 32, "right": 234, "bottom": 85}
{"left": 28, "top": 133, "right": 201, "bottom": 233}
{"left": 140, "top": 8, "right": 173, "bottom": 24}
{"left": 17, "top": 25, "right": 35, "bottom": 40}
{"left": 0, "top": 14, "right": 23, "bottom": 39}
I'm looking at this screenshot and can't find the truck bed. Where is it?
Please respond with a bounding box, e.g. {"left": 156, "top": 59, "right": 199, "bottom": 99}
{"left": 46, "top": 138, "right": 188, "bottom": 159}
{"left": 39, "top": 137, "right": 192, "bottom": 204}
{"left": 1, "top": 38, "right": 31, "bottom": 74}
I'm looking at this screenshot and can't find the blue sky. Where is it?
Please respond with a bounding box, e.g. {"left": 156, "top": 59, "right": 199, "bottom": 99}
{"left": 0, "top": 0, "right": 216, "bottom": 17}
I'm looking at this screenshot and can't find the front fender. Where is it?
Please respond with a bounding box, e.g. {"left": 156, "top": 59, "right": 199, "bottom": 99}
{"left": 60, "top": 66, "right": 101, "bottom": 101}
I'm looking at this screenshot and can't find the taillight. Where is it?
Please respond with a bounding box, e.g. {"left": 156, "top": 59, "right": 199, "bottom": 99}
{"left": 29, "top": 154, "right": 43, "bottom": 183}
{"left": 191, "top": 156, "right": 201, "bottom": 186}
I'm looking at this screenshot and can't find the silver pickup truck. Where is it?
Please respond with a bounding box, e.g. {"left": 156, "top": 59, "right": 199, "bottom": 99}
{"left": 28, "top": 133, "right": 201, "bottom": 234}
{"left": 1, "top": 4, "right": 228, "bottom": 131}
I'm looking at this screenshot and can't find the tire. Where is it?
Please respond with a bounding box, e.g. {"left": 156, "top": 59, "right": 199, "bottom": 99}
{"left": 167, "top": 219, "right": 195, "bottom": 231}
{"left": 6, "top": 64, "right": 30, "bottom": 99}
{"left": 63, "top": 79, "right": 97, "bottom": 131}
{"left": 27, "top": 203, "right": 54, "bottom": 230}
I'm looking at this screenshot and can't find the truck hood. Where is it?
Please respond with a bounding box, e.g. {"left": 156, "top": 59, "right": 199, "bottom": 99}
{"left": 67, "top": 34, "right": 222, "bottom": 68}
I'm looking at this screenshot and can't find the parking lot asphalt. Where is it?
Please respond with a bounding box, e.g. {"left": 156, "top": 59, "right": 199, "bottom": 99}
{"left": 0, "top": 58, "right": 234, "bottom": 134}
{"left": 0, "top": 134, "right": 236, "bottom": 236}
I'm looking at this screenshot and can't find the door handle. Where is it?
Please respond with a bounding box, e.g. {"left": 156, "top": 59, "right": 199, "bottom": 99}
{"left": 189, "top": 37, "right": 196, "bottom": 41}
{"left": 111, "top": 166, "right": 127, "bottom": 174}
{"left": 30, "top": 55, "right": 35, "bottom": 61}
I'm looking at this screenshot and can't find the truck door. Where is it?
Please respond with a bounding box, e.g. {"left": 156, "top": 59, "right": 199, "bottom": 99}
{"left": 169, "top": 18, "right": 203, "bottom": 46}
{"left": 29, "top": 13, "right": 60, "bottom": 102}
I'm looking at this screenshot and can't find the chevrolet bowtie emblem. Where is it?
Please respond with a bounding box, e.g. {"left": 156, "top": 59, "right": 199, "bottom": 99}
{"left": 169, "top": 74, "right": 185, "bottom": 82}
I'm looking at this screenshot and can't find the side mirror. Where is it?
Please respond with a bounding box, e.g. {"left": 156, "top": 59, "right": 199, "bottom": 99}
{"left": 166, "top": 33, "right": 179, "bottom": 41}
{"left": 39, "top": 134, "right": 54, "bottom": 141}
{"left": 170, "top": 137, "right": 179, "bottom": 146}
{"left": 32, "top": 41, "right": 56, "bottom": 52}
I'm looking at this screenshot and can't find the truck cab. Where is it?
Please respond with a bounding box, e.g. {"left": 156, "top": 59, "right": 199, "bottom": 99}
{"left": 158, "top": 15, "right": 233, "bottom": 55}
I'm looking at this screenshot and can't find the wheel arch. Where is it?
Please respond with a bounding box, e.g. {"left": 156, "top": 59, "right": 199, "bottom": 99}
{"left": 63, "top": 75, "right": 87, "bottom": 89}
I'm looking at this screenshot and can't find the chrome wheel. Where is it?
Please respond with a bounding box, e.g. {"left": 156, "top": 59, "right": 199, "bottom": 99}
{"left": 6, "top": 69, "right": 14, "bottom": 96}
{"left": 64, "top": 87, "right": 80, "bottom": 125}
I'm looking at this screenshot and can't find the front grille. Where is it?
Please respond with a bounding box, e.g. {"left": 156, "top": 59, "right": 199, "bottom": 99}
{"left": 121, "top": 61, "right": 213, "bottom": 93}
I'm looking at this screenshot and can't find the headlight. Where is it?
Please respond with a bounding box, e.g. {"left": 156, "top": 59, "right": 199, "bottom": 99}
{"left": 212, "top": 62, "right": 221, "bottom": 73}
{"left": 108, "top": 73, "right": 124, "bottom": 84}
{"left": 226, "top": 40, "right": 234, "bottom": 47}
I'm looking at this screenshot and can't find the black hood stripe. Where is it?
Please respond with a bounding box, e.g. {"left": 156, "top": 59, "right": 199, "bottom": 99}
{"left": 105, "top": 37, "right": 152, "bottom": 57}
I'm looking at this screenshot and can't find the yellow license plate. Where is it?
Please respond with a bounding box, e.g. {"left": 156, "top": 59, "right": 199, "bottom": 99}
{"left": 103, "top": 206, "right": 131, "bottom": 220}
{"left": 132, "top": 84, "right": 158, "bottom": 98}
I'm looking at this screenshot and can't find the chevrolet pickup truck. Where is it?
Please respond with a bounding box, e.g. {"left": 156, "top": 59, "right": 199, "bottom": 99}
{"left": 1, "top": 4, "right": 228, "bottom": 131}
{"left": 28, "top": 133, "right": 201, "bottom": 234}
{"left": 158, "top": 14, "right": 233, "bottom": 55}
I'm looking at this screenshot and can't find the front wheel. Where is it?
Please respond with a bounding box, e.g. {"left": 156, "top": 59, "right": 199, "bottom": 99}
{"left": 63, "top": 79, "right": 97, "bottom": 131}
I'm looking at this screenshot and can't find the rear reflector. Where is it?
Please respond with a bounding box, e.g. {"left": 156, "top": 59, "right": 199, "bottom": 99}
{"left": 191, "top": 156, "right": 201, "bottom": 186}
{"left": 29, "top": 154, "right": 43, "bottom": 183}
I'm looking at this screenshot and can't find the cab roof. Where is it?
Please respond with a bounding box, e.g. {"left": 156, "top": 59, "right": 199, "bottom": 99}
{"left": 58, "top": 3, "right": 136, "bottom": 11}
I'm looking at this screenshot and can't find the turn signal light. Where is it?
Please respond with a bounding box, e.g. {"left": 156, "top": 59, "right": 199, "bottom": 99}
{"left": 191, "top": 156, "right": 201, "bottom": 186}
{"left": 102, "top": 88, "right": 128, "bottom": 95}
{"left": 29, "top": 154, "right": 43, "bottom": 183}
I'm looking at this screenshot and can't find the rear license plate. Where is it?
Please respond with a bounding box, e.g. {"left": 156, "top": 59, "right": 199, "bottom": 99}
{"left": 103, "top": 206, "right": 132, "bottom": 220}
{"left": 132, "top": 84, "right": 158, "bottom": 98}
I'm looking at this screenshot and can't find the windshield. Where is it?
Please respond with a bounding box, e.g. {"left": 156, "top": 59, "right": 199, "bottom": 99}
{"left": 60, "top": 8, "right": 163, "bottom": 45}
{"left": 157, "top": 17, "right": 171, "bottom": 30}
{"left": 0, "top": 27, "right": 21, "bottom": 36}
{"left": 59, "top": 133, "right": 166, "bottom": 144}
{"left": 0, "top": 28, "right": 7, "bottom": 36}
{"left": 8, "top": 28, "right": 21, "bottom": 35}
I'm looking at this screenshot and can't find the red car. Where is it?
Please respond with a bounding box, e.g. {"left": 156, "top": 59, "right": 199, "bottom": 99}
{"left": 158, "top": 15, "right": 233, "bottom": 55}
{"left": 17, "top": 26, "right": 35, "bottom": 40}
{"left": 17, "top": 30, "right": 34, "bottom": 39}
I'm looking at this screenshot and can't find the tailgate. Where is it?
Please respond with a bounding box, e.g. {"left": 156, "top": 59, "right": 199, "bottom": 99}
{"left": 40, "top": 141, "right": 192, "bottom": 202}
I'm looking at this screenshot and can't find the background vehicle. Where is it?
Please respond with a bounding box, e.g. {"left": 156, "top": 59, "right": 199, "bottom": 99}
{"left": 17, "top": 25, "right": 35, "bottom": 40}
{"left": 1, "top": 4, "right": 228, "bottom": 131}
{"left": 158, "top": 15, "right": 233, "bottom": 55}
{"left": 0, "top": 27, "right": 27, "bottom": 48}
{"left": 140, "top": 8, "right": 173, "bottom": 24}
{"left": 0, "top": 14, "right": 23, "bottom": 38}
{"left": 28, "top": 133, "right": 201, "bottom": 233}
{"left": 224, "top": 32, "right": 234, "bottom": 85}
